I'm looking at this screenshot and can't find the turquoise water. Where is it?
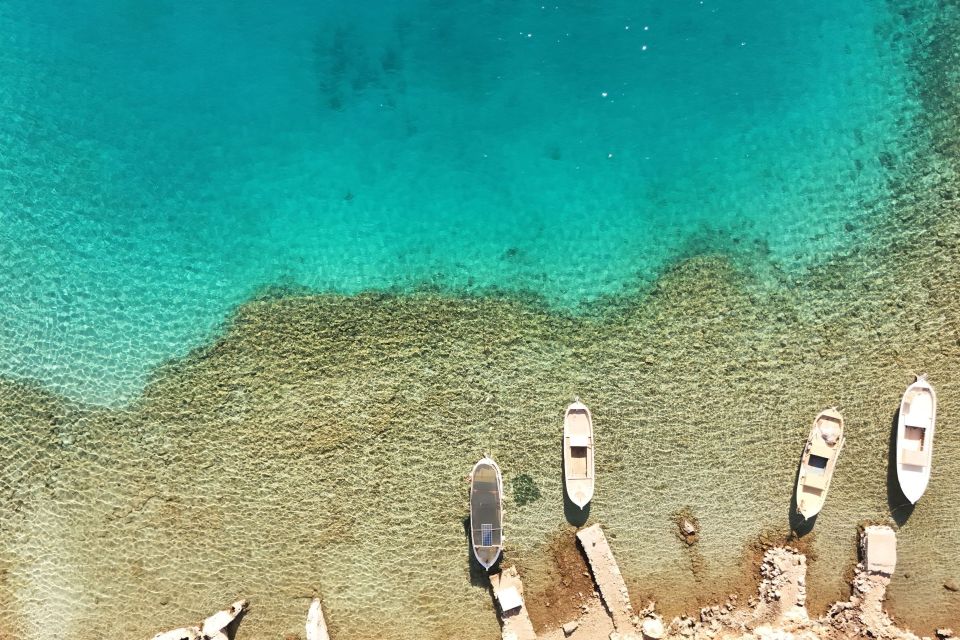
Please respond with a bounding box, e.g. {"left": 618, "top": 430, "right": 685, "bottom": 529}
{"left": 0, "top": 0, "right": 914, "bottom": 404}
{"left": 6, "top": 3, "right": 960, "bottom": 639}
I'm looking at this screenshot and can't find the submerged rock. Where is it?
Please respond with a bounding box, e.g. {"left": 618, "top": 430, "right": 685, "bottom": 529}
{"left": 511, "top": 474, "right": 542, "bottom": 506}
{"left": 672, "top": 508, "right": 700, "bottom": 546}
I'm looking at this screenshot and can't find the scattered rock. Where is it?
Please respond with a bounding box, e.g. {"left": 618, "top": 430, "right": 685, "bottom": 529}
{"left": 944, "top": 580, "right": 959, "bottom": 592}
{"left": 562, "top": 620, "right": 579, "bottom": 636}
{"left": 672, "top": 508, "right": 700, "bottom": 546}
{"left": 641, "top": 615, "right": 665, "bottom": 639}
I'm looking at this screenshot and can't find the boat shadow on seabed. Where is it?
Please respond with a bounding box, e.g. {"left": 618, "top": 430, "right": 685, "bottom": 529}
{"left": 788, "top": 448, "right": 819, "bottom": 537}
{"left": 560, "top": 444, "right": 591, "bottom": 527}
{"left": 886, "top": 407, "right": 916, "bottom": 526}
{"left": 563, "top": 486, "right": 591, "bottom": 527}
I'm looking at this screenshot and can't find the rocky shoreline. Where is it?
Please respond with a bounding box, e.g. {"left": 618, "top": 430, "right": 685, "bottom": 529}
{"left": 624, "top": 547, "right": 954, "bottom": 640}
{"left": 536, "top": 527, "right": 951, "bottom": 640}
{"left": 150, "top": 529, "right": 955, "bottom": 640}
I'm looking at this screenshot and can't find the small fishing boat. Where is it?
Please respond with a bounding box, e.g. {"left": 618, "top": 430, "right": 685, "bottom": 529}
{"left": 469, "top": 457, "right": 503, "bottom": 570}
{"left": 896, "top": 376, "right": 937, "bottom": 504}
{"left": 795, "top": 408, "right": 845, "bottom": 520}
{"left": 563, "top": 399, "right": 595, "bottom": 509}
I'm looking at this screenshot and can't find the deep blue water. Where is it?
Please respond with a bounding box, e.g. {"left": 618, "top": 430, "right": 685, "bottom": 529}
{"left": 0, "top": 0, "right": 917, "bottom": 402}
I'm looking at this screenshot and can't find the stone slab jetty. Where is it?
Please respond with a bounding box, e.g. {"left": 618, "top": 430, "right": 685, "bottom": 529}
{"left": 490, "top": 565, "right": 538, "bottom": 640}
{"left": 576, "top": 523, "right": 634, "bottom": 631}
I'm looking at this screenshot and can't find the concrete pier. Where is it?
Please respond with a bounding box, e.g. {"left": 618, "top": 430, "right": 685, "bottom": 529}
{"left": 576, "top": 524, "right": 634, "bottom": 631}
{"left": 490, "top": 565, "right": 538, "bottom": 640}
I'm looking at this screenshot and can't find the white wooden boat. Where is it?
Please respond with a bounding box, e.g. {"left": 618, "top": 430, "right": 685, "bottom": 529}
{"left": 469, "top": 457, "right": 503, "bottom": 570}
{"left": 795, "top": 408, "right": 845, "bottom": 519}
{"left": 896, "top": 376, "right": 937, "bottom": 504}
{"left": 305, "top": 598, "right": 329, "bottom": 640}
{"left": 563, "top": 399, "right": 595, "bottom": 509}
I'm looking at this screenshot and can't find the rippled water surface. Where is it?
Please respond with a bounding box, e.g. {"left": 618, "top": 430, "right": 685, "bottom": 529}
{"left": 2, "top": 0, "right": 916, "bottom": 403}
{"left": 1, "top": 0, "right": 959, "bottom": 638}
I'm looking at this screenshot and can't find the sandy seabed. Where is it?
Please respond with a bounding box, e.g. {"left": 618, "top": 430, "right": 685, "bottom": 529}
{"left": 2, "top": 2, "right": 960, "bottom": 639}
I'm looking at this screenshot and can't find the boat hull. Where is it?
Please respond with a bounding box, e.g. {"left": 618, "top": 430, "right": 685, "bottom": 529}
{"left": 795, "top": 408, "right": 845, "bottom": 520}
{"left": 469, "top": 457, "right": 503, "bottom": 570}
{"left": 563, "top": 400, "right": 595, "bottom": 509}
{"left": 896, "top": 377, "right": 936, "bottom": 504}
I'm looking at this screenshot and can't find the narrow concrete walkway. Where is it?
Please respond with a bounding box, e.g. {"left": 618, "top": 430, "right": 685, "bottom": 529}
{"left": 490, "top": 565, "right": 538, "bottom": 640}
{"left": 576, "top": 524, "right": 634, "bottom": 631}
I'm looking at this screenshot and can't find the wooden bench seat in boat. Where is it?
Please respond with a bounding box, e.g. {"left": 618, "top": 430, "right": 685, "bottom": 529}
{"left": 803, "top": 470, "right": 828, "bottom": 491}
{"left": 568, "top": 434, "right": 591, "bottom": 448}
{"left": 901, "top": 447, "right": 929, "bottom": 467}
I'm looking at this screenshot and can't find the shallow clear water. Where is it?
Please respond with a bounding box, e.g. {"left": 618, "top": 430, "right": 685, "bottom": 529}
{"left": 0, "top": 0, "right": 914, "bottom": 404}
{"left": 3, "top": 1, "right": 959, "bottom": 639}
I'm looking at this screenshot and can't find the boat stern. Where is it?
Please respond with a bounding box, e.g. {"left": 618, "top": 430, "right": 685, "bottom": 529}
{"left": 473, "top": 545, "right": 502, "bottom": 570}
{"left": 797, "top": 503, "right": 821, "bottom": 520}
{"left": 899, "top": 479, "right": 927, "bottom": 505}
